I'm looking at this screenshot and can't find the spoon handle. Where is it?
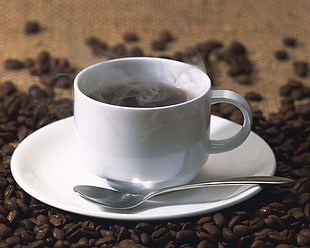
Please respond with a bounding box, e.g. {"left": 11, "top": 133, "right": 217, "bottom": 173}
{"left": 148, "top": 176, "right": 294, "bottom": 198}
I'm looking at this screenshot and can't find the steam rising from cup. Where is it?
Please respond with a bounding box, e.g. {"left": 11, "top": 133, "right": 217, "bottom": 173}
{"left": 90, "top": 82, "right": 188, "bottom": 108}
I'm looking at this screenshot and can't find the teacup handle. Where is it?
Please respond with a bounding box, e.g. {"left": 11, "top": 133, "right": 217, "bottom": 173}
{"left": 209, "top": 90, "right": 252, "bottom": 153}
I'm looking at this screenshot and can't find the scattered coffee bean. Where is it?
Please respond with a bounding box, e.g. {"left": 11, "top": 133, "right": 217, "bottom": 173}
{"left": 128, "top": 46, "right": 144, "bottom": 57}
{"left": 245, "top": 91, "right": 263, "bottom": 101}
{"left": 234, "top": 74, "right": 253, "bottom": 85}
{"left": 0, "top": 223, "right": 12, "bottom": 240}
{"left": 111, "top": 43, "right": 128, "bottom": 57}
{"left": 275, "top": 50, "right": 289, "bottom": 60}
{"left": 24, "top": 21, "right": 42, "bottom": 34}
{"left": 283, "top": 36, "right": 297, "bottom": 47}
{"left": 175, "top": 230, "right": 197, "bottom": 246}
{"left": 151, "top": 39, "right": 167, "bottom": 51}
{"left": 123, "top": 32, "right": 139, "bottom": 42}
{"left": 293, "top": 61, "right": 308, "bottom": 77}
{"left": 196, "top": 40, "right": 223, "bottom": 54}
{"left": 4, "top": 59, "right": 25, "bottom": 70}
{"left": 213, "top": 212, "right": 227, "bottom": 228}
{"left": 85, "top": 37, "right": 109, "bottom": 56}
{"left": 158, "top": 30, "right": 174, "bottom": 43}
{"left": 1, "top": 144, "right": 15, "bottom": 156}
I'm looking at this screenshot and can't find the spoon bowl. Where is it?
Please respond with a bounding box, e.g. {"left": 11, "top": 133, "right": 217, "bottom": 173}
{"left": 74, "top": 176, "right": 294, "bottom": 210}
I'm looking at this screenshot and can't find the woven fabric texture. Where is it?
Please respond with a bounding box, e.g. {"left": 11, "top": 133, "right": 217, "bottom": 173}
{"left": 0, "top": 0, "right": 310, "bottom": 115}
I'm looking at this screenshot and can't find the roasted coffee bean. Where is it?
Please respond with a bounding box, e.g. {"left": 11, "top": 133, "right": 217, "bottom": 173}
{"left": 37, "top": 51, "right": 51, "bottom": 73}
{"left": 22, "top": 219, "right": 35, "bottom": 230}
{"left": 195, "top": 230, "right": 216, "bottom": 243}
{"left": 298, "top": 229, "right": 310, "bottom": 246}
{"left": 158, "top": 30, "right": 174, "bottom": 43}
{"left": 29, "top": 240, "right": 45, "bottom": 248}
{"left": 118, "top": 239, "right": 146, "bottom": 248}
{"left": 275, "top": 50, "right": 289, "bottom": 60}
{"left": 115, "top": 226, "right": 129, "bottom": 241}
{"left": 296, "top": 233, "right": 310, "bottom": 246}
{"left": 229, "top": 41, "right": 247, "bottom": 56}
{"left": 5, "top": 235, "right": 21, "bottom": 247}
{"left": 268, "top": 229, "right": 295, "bottom": 243}
{"left": 25, "top": 21, "right": 42, "bottom": 34}
{"left": 0, "top": 176, "right": 8, "bottom": 189}
{"left": 238, "top": 235, "right": 253, "bottom": 248}
{"left": 197, "top": 240, "right": 214, "bottom": 248}
{"left": 34, "top": 223, "right": 50, "bottom": 240}
{"left": 129, "top": 46, "right": 144, "bottom": 57}
{"left": 175, "top": 230, "right": 197, "bottom": 246}
{"left": 54, "top": 74, "right": 74, "bottom": 89}
{"left": 283, "top": 36, "right": 297, "bottom": 47}
{"left": 196, "top": 40, "right": 223, "bottom": 54}
{"left": 228, "top": 57, "right": 252, "bottom": 76}
{"left": 111, "top": 43, "right": 128, "bottom": 57}
{"left": 1, "top": 144, "right": 15, "bottom": 156}
{"left": 75, "top": 237, "right": 89, "bottom": 246}
{"left": 65, "top": 223, "right": 82, "bottom": 241}
{"left": 299, "top": 192, "right": 310, "bottom": 206}
{"left": 135, "top": 222, "right": 153, "bottom": 234}
{"left": 222, "top": 227, "right": 237, "bottom": 243}
{"left": 0, "top": 223, "right": 12, "bottom": 240}
{"left": 140, "top": 232, "right": 152, "bottom": 245}
{"left": 202, "top": 222, "right": 221, "bottom": 238}
{"left": 4, "top": 59, "right": 25, "bottom": 70}
{"left": 245, "top": 91, "right": 263, "bottom": 101}
{"left": 85, "top": 37, "right": 108, "bottom": 56}
{"left": 36, "top": 214, "right": 50, "bottom": 225}
{"left": 249, "top": 217, "right": 265, "bottom": 230}
{"left": 234, "top": 74, "right": 253, "bottom": 85}
{"left": 151, "top": 227, "right": 171, "bottom": 245}
{"left": 17, "top": 125, "right": 32, "bottom": 141}
{"left": 49, "top": 212, "right": 67, "bottom": 226}
{"left": 293, "top": 61, "right": 308, "bottom": 77}
{"left": 54, "top": 240, "right": 70, "bottom": 248}
{"left": 232, "top": 224, "right": 252, "bottom": 237}
{"left": 213, "top": 213, "right": 227, "bottom": 228}
{"left": 0, "top": 106, "right": 9, "bottom": 123}
{"left": 20, "top": 229, "right": 36, "bottom": 243}
{"left": 151, "top": 39, "right": 167, "bottom": 51}
{"left": 53, "top": 227, "right": 65, "bottom": 240}
{"left": 291, "top": 87, "right": 306, "bottom": 100}
{"left": 279, "top": 84, "right": 293, "bottom": 96}
{"left": 4, "top": 197, "right": 19, "bottom": 211}
{"left": 250, "top": 240, "right": 268, "bottom": 248}
{"left": 181, "top": 221, "right": 195, "bottom": 230}
{"left": 287, "top": 78, "right": 304, "bottom": 88}
{"left": 197, "top": 216, "right": 212, "bottom": 225}
{"left": 95, "top": 236, "right": 116, "bottom": 246}
{"left": 228, "top": 215, "right": 242, "bottom": 229}
{"left": 123, "top": 32, "right": 139, "bottom": 42}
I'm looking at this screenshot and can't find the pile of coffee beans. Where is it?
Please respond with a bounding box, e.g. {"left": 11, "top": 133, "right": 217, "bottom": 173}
{"left": 0, "top": 27, "right": 309, "bottom": 247}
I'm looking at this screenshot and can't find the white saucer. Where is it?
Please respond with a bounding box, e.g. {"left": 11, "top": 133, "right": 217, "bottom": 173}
{"left": 11, "top": 116, "right": 276, "bottom": 221}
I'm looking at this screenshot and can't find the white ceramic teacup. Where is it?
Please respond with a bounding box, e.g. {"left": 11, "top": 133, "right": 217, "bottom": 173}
{"left": 74, "top": 57, "right": 252, "bottom": 192}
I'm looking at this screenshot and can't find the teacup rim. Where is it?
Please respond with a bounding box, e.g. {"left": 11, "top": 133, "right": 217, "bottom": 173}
{"left": 74, "top": 57, "right": 211, "bottom": 110}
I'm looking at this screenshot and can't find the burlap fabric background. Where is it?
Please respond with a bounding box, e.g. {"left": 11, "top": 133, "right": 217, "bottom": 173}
{"left": 1, "top": 0, "right": 309, "bottom": 117}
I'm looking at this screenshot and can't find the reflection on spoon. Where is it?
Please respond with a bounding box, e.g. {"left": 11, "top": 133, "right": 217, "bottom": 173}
{"left": 74, "top": 176, "right": 294, "bottom": 210}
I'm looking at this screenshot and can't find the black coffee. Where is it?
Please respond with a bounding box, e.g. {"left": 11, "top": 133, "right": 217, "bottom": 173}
{"left": 89, "top": 82, "right": 189, "bottom": 107}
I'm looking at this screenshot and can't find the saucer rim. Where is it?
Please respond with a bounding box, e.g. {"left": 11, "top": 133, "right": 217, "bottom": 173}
{"left": 11, "top": 116, "right": 276, "bottom": 221}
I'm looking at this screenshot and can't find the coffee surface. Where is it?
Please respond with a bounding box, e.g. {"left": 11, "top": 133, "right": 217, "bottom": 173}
{"left": 90, "top": 82, "right": 188, "bottom": 107}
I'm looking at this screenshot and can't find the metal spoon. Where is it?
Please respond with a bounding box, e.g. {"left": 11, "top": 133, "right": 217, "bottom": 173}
{"left": 73, "top": 176, "right": 294, "bottom": 210}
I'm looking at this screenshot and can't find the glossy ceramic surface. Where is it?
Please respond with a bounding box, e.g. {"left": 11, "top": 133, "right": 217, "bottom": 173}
{"left": 11, "top": 116, "right": 275, "bottom": 220}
